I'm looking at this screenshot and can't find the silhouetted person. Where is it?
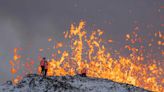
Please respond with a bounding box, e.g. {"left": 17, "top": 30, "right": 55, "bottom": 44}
{"left": 80, "top": 68, "right": 87, "bottom": 77}
{"left": 40, "top": 57, "right": 48, "bottom": 76}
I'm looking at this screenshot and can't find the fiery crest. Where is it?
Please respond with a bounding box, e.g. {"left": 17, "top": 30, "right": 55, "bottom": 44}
{"left": 10, "top": 21, "right": 163, "bottom": 92}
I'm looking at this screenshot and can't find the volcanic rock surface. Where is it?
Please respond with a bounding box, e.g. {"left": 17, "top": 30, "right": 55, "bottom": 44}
{"left": 0, "top": 74, "right": 151, "bottom": 92}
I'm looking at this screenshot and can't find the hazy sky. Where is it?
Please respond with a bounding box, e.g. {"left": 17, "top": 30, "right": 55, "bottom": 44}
{"left": 0, "top": 0, "right": 163, "bottom": 83}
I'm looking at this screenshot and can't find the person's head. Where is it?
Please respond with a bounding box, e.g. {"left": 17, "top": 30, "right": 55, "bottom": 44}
{"left": 43, "top": 57, "right": 46, "bottom": 60}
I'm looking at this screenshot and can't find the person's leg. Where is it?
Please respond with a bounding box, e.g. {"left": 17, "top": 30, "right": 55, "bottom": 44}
{"left": 41, "top": 66, "right": 45, "bottom": 75}
{"left": 45, "top": 69, "right": 47, "bottom": 76}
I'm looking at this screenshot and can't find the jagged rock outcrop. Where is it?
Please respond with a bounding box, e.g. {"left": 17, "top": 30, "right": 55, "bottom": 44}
{"left": 0, "top": 74, "right": 151, "bottom": 92}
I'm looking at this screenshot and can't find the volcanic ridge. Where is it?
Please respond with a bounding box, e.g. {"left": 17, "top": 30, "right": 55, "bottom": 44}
{"left": 0, "top": 74, "right": 152, "bottom": 92}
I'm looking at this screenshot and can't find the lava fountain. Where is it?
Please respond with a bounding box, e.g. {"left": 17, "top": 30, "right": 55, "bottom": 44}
{"left": 9, "top": 21, "right": 164, "bottom": 92}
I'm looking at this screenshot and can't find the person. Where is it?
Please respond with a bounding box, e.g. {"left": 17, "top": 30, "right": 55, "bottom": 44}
{"left": 80, "top": 68, "right": 87, "bottom": 77}
{"left": 40, "top": 57, "right": 47, "bottom": 76}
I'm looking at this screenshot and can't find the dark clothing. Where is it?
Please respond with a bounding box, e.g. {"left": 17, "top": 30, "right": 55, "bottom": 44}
{"left": 41, "top": 66, "right": 47, "bottom": 76}
{"left": 41, "top": 66, "right": 45, "bottom": 75}
{"left": 40, "top": 58, "right": 48, "bottom": 76}
{"left": 44, "top": 69, "right": 47, "bottom": 76}
{"left": 81, "top": 73, "right": 87, "bottom": 77}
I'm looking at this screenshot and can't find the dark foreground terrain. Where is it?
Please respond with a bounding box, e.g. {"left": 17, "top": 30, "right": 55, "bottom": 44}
{"left": 0, "top": 74, "right": 151, "bottom": 92}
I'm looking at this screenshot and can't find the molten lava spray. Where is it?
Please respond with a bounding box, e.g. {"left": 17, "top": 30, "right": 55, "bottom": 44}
{"left": 10, "top": 21, "right": 164, "bottom": 92}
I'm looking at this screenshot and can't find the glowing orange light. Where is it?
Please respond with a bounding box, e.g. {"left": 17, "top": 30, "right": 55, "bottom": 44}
{"left": 48, "top": 37, "right": 52, "bottom": 42}
{"left": 8, "top": 21, "right": 164, "bottom": 92}
{"left": 39, "top": 48, "right": 44, "bottom": 52}
{"left": 108, "top": 39, "right": 113, "bottom": 43}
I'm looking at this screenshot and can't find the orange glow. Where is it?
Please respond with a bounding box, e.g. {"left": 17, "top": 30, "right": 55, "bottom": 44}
{"left": 108, "top": 39, "right": 113, "bottom": 43}
{"left": 39, "top": 21, "right": 163, "bottom": 92}
{"left": 126, "top": 34, "right": 130, "bottom": 39}
{"left": 55, "top": 42, "right": 63, "bottom": 49}
{"left": 39, "top": 48, "right": 44, "bottom": 52}
{"left": 13, "top": 48, "right": 21, "bottom": 61}
{"left": 8, "top": 21, "right": 163, "bottom": 92}
{"left": 158, "top": 41, "right": 162, "bottom": 45}
{"left": 48, "top": 37, "right": 52, "bottom": 42}
{"left": 11, "top": 68, "right": 17, "bottom": 74}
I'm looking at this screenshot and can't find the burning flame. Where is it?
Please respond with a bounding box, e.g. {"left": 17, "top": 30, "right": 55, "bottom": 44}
{"left": 9, "top": 21, "right": 164, "bottom": 91}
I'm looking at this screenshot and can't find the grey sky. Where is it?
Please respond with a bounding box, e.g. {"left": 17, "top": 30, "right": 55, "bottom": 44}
{"left": 0, "top": 0, "right": 163, "bottom": 83}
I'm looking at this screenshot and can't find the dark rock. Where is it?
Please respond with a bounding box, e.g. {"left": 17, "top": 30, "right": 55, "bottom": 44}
{"left": 6, "top": 81, "right": 12, "bottom": 85}
{"left": 0, "top": 74, "right": 152, "bottom": 92}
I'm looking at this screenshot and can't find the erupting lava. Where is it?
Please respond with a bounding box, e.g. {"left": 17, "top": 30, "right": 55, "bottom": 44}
{"left": 9, "top": 21, "right": 164, "bottom": 92}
